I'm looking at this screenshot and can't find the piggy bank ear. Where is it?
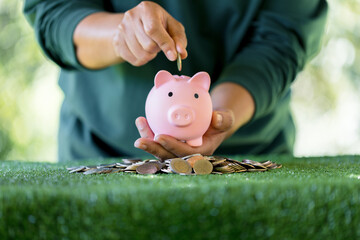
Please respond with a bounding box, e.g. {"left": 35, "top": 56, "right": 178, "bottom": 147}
{"left": 188, "top": 72, "right": 211, "bottom": 91}
{"left": 154, "top": 70, "right": 173, "bottom": 88}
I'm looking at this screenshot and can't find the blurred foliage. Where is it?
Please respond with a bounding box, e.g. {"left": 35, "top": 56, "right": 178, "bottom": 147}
{"left": 293, "top": 0, "right": 360, "bottom": 113}
{"left": 291, "top": 0, "right": 360, "bottom": 155}
{"left": 0, "top": 0, "right": 60, "bottom": 161}
{"left": 0, "top": 0, "right": 360, "bottom": 160}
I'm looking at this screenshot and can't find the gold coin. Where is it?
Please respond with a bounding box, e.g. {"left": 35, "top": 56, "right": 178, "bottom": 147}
{"left": 205, "top": 155, "right": 225, "bottom": 161}
{"left": 227, "top": 163, "right": 246, "bottom": 172}
{"left": 177, "top": 53, "right": 182, "bottom": 71}
{"left": 211, "top": 159, "right": 227, "bottom": 166}
{"left": 242, "top": 159, "right": 266, "bottom": 169}
{"left": 186, "top": 155, "right": 204, "bottom": 168}
{"left": 214, "top": 165, "right": 235, "bottom": 173}
{"left": 260, "top": 160, "right": 272, "bottom": 168}
{"left": 193, "top": 159, "right": 213, "bottom": 175}
{"left": 268, "top": 163, "right": 282, "bottom": 169}
{"left": 170, "top": 158, "right": 192, "bottom": 174}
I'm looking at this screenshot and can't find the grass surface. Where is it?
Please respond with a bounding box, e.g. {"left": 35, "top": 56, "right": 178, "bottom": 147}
{"left": 1, "top": 155, "right": 360, "bottom": 240}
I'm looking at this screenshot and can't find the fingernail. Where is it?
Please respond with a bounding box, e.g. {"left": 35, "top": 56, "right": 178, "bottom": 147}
{"left": 167, "top": 50, "right": 177, "bottom": 61}
{"left": 136, "top": 119, "right": 145, "bottom": 131}
{"left": 176, "top": 45, "right": 187, "bottom": 58}
{"left": 155, "top": 136, "right": 166, "bottom": 146}
{"left": 216, "top": 113, "right": 223, "bottom": 127}
{"left": 136, "top": 143, "right": 147, "bottom": 150}
{"left": 134, "top": 140, "right": 146, "bottom": 150}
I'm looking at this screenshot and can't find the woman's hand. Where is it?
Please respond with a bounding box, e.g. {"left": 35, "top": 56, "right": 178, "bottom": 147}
{"left": 113, "top": 1, "right": 187, "bottom": 66}
{"left": 74, "top": 1, "right": 187, "bottom": 69}
{"left": 134, "top": 110, "right": 234, "bottom": 160}
{"left": 134, "top": 82, "right": 255, "bottom": 160}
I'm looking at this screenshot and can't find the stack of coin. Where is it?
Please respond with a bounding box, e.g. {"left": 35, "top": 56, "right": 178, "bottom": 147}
{"left": 67, "top": 154, "right": 282, "bottom": 175}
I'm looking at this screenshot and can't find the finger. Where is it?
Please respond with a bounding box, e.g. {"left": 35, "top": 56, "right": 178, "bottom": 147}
{"left": 136, "top": 19, "right": 161, "bottom": 54}
{"left": 176, "top": 42, "right": 188, "bottom": 60}
{"left": 125, "top": 19, "right": 159, "bottom": 64}
{"left": 211, "top": 110, "right": 235, "bottom": 132}
{"left": 135, "top": 117, "right": 154, "bottom": 139}
{"left": 115, "top": 25, "right": 138, "bottom": 64}
{"left": 167, "top": 16, "right": 188, "bottom": 59}
{"left": 155, "top": 134, "right": 195, "bottom": 157}
{"left": 142, "top": 14, "right": 177, "bottom": 61}
{"left": 134, "top": 137, "right": 176, "bottom": 160}
{"left": 122, "top": 24, "right": 155, "bottom": 66}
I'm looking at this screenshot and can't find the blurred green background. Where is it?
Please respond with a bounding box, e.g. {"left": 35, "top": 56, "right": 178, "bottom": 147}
{"left": 0, "top": 0, "right": 359, "bottom": 162}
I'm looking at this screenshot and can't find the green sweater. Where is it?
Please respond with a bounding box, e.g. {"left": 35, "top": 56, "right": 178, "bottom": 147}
{"left": 24, "top": 0, "right": 328, "bottom": 161}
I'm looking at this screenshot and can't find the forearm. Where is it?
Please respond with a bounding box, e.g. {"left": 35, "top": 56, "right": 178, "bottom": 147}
{"left": 73, "top": 2, "right": 187, "bottom": 70}
{"left": 73, "top": 12, "right": 124, "bottom": 69}
{"left": 210, "top": 82, "right": 255, "bottom": 138}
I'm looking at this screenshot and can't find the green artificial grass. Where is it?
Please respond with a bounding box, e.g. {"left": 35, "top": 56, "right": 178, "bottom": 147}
{"left": 1, "top": 155, "right": 360, "bottom": 240}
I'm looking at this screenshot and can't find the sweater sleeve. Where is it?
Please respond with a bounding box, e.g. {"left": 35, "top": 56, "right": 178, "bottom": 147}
{"left": 23, "top": 0, "right": 106, "bottom": 70}
{"left": 214, "top": 0, "right": 328, "bottom": 121}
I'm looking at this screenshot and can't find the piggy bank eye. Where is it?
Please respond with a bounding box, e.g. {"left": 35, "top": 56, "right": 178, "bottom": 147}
{"left": 168, "top": 92, "right": 173, "bottom": 97}
{"left": 194, "top": 93, "right": 199, "bottom": 99}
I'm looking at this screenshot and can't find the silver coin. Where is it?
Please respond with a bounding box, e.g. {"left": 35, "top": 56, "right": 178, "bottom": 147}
{"left": 181, "top": 153, "right": 202, "bottom": 160}
{"left": 83, "top": 168, "right": 103, "bottom": 175}
{"left": 161, "top": 168, "right": 172, "bottom": 174}
{"left": 136, "top": 163, "right": 160, "bottom": 174}
{"left": 68, "top": 166, "right": 86, "bottom": 173}
{"left": 247, "top": 168, "right": 267, "bottom": 172}
{"left": 115, "top": 163, "right": 129, "bottom": 168}
{"left": 99, "top": 163, "right": 117, "bottom": 168}
{"left": 122, "top": 158, "right": 142, "bottom": 164}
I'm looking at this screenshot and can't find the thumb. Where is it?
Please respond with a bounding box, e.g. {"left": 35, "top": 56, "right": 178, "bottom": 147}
{"left": 211, "top": 110, "right": 234, "bottom": 132}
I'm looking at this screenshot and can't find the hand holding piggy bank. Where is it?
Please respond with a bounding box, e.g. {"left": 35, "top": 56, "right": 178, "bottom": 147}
{"left": 145, "top": 70, "right": 213, "bottom": 147}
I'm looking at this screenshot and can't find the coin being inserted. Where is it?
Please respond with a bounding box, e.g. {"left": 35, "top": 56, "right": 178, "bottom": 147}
{"left": 177, "top": 53, "right": 182, "bottom": 71}
{"left": 170, "top": 158, "right": 192, "bottom": 174}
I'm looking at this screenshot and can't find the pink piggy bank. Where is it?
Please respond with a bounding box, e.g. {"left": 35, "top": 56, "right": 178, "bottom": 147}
{"left": 145, "top": 70, "right": 213, "bottom": 147}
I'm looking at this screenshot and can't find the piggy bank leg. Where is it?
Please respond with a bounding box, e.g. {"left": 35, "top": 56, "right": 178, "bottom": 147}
{"left": 187, "top": 137, "right": 203, "bottom": 147}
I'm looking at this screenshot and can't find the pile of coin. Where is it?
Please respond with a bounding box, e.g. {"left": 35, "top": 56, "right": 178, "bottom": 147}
{"left": 67, "top": 154, "right": 282, "bottom": 175}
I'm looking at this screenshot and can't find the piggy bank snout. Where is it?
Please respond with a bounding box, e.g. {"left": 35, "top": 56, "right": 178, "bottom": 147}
{"left": 168, "top": 105, "right": 195, "bottom": 127}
